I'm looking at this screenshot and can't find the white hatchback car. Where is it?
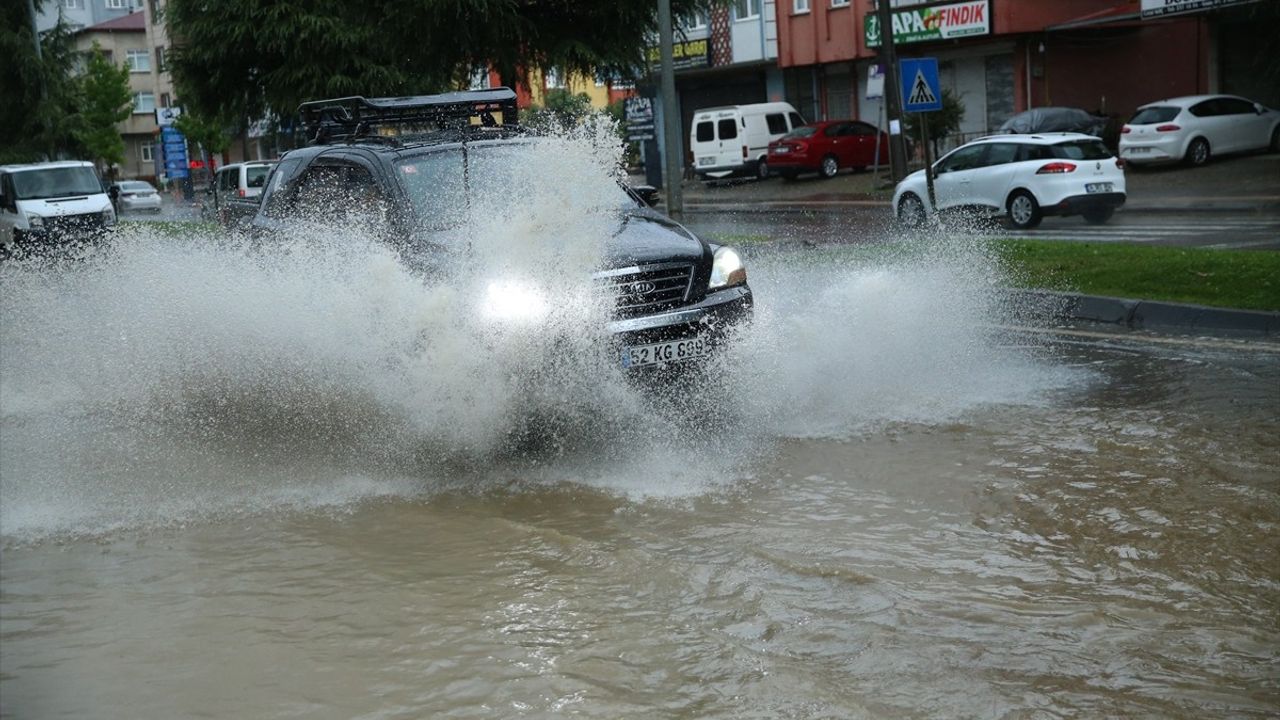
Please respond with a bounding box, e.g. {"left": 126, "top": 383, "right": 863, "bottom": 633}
{"left": 893, "top": 134, "right": 1126, "bottom": 230}
{"left": 1119, "top": 95, "right": 1280, "bottom": 167}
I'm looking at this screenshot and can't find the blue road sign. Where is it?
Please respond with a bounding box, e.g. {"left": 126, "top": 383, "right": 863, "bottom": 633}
{"left": 901, "top": 57, "right": 942, "bottom": 113}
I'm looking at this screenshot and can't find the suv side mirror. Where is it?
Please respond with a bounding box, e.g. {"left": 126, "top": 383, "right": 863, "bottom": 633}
{"left": 631, "top": 185, "right": 660, "bottom": 207}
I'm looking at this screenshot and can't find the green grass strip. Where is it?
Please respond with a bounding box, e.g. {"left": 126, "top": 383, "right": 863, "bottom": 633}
{"left": 998, "top": 239, "right": 1280, "bottom": 312}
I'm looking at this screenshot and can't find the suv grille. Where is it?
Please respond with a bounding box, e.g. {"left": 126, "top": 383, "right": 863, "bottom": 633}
{"left": 594, "top": 262, "right": 695, "bottom": 318}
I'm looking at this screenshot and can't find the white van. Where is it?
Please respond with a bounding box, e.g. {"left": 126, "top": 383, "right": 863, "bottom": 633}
{"left": 690, "top": 102, "right": 805, "bottom": 181}
{"left": 0, "top": 161, "right": 116, "bottom": 257}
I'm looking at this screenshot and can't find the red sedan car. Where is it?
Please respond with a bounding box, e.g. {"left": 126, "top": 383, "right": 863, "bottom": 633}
{"left": 766, "top": 120, "right": 890, "bottom": 179}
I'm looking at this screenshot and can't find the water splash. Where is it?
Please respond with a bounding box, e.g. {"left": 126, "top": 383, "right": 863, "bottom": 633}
{"left": 0, "top": 126, "right": 1076, "bottom": 542}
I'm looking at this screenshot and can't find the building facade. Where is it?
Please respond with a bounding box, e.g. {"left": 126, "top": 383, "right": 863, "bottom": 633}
{"left": 773, "top": 0, "right": 1272, "bottom": 151}
{"left": 37, "top": 0, "right": 144, "bottom": 33}
{"left": 73, "top": 11, "right": 158, "bottom": 181}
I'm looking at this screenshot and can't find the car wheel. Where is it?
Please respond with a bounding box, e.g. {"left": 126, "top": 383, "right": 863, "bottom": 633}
{"left": 819, "top": 155, "right": 839, "bottom": 179}
{"left": 756, "top": 159, "right": 770, "bottom": 180}
{"left": 1081, "top": 207, "right": 1114, "bottom": 225}
{"left": 1186, "top": 137, "right": 1210, "bottom": 167}
{"left": 897, "top": 192, "right": 926, "bottom": 228}
{"left": 1006, "top": 190, "right": 1042, "bottom": 230}
{"left": 1270, "top": 126, "right": 1280, "bottom": 153}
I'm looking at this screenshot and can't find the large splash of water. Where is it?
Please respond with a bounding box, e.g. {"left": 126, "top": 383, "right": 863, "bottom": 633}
{"left": 0, "top": 122, "right": 1075, "bottom": 542}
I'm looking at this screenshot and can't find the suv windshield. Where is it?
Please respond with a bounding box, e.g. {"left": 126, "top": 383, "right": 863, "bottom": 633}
{"left": 1129, "top": 106, "right": 1179, "bottom": 124}
{"left": 1052, "top": 139, "right": 1111, "bottom": 160}
{"left": 397, "top": 143, "right": 634, "bottom": 230}
{"left": 11, "top": 166, "right": 102, "bottom": 200}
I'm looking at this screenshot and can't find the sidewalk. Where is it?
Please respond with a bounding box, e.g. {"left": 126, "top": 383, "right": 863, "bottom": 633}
{"left": 636, "top": 151, "right": 1280, "bottom": 215}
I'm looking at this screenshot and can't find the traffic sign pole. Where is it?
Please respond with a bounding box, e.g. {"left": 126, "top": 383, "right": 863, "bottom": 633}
{"left": 921, "top": 112, "right": 935, "bottom": 212}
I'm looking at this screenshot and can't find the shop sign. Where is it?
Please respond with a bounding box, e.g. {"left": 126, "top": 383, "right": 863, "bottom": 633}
{"left": 1140, "top": 0, "right": 1257, "bottom": 18}
{"left": 624, "top": 96, "right": 656, "bottom": 142}
{"left": 865, "top": 0, "right": 990, "bottom": 47}
{"left": 645, "top": 38, "right": 710, "bottom": 71}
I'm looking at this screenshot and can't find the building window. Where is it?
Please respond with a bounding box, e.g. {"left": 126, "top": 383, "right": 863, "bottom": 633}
{"left": 106, "top": 0, "right": 126, "bottom": 9}
{"left": 159, "top": 92, "right": 170, "bottom": 108}
{"left": 149, "top": 0, "right": 163, "bottom": 22}
{"left": 155, "top": 45, "right": 166, "bottom": 73}
{"left": 64, "top": 0, "right": 83, "bottom": 9}
{"left": 140, "top": 142, "right": 153, "bottom": 162}
{"left": 682, "top": 12, "right": 708, "bottom": 31}
{"left": 793, "top": 0, "right": 810, "bottom": 13}
{"left": 732, "top": 0, "right": 761, "bottom": 20}
{"left": 132, "top": 91, "right": 155, "bottom": 114}
{"left": 830, "top": 0, "right": 850, "bottom": 7}
{"left": 126, "top": 49, "right": 149, "bottom": 72}
{"left": 544, "top": 68, "right": 564, "bottom": 89}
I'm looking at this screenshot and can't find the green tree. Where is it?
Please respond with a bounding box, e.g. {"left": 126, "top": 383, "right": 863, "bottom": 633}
{"left": 0, "top": 3, "right": 86, "bottom": 162}
{"left": 903, "top": 88, "right": 965, "bottom": 158}
{"left": 524, "top": 88, "right": 595, "bottom": 130}
{"left": 174, "top": 111, "right": 231, "bottom": 155}
{"left": 165, "top": 0, "right": 713, "bottom": 127}
{"left": 76, "top": 42, "right": 133, "bottom": 174}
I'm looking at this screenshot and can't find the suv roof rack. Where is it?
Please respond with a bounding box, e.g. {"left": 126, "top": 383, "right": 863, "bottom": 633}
{"left": 299, "top": 87, "right": 519, "bottom": 145}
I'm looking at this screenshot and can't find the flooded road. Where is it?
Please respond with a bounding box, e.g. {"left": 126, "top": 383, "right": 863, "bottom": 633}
{"left": 4, "top": 292, "right": 1277, "bottom": 717}
{"left": 2, "top": 171, "right": 1278, "bottom": 716}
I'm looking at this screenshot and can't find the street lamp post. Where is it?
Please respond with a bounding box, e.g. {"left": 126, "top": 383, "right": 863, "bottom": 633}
{"left": 657, "top": 0, "right": 685, "bottom": 221}
{"left": 874, "top": 0, "right": 909, "bottom": 183}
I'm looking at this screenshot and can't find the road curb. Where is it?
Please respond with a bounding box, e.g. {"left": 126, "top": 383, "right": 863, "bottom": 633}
{"left": 1008, "top": 289, "right": 1280, "bottom": 336}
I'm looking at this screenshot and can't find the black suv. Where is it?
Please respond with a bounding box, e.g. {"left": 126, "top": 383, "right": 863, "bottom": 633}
{"left": 250, "top": 88, "right": 752, "bottom": 372}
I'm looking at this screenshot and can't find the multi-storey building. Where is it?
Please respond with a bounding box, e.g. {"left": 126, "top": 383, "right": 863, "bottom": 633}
{"left": 773, "top": 0, "right": 1275, "bottom": 146}
{"left": 36, "top": 0, "right": 144, "bottom": 33}
{"left": 72, "top": 11, "right": 157, "bottom": 181}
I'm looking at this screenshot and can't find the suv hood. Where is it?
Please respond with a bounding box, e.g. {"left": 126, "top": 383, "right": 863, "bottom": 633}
{"left": 603, "top": 209, "right": 708, "bottom": 268}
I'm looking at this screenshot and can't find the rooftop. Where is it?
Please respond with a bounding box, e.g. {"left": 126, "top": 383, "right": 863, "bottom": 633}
{"left": 80, "top": 11, "right": 146, "bottom": 34}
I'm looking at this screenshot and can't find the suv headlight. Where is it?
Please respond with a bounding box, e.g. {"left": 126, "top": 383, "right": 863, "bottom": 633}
{"left": 708, "top": 247, "right": 747, "bottom": 290}
{"left": 27, "top": 214, "right": 44, "bottom": 228}
{"left": 101, "top": 208, "right": 116, "bottom": 226}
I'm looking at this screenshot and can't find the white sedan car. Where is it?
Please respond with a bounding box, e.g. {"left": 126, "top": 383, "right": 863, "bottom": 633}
{"left": 893, "top": 133, "right": 1126, "bottom": 230}
{"left": 112, "top": 180, "right": 162, "bottom": 213}
{"left": 1119, "top": 94, "right": 1280, "bottom": 167}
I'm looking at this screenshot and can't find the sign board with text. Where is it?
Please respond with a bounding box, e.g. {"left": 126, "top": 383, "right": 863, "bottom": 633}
{"left": 624, "top": 96, "right": 656, "bottom": 142}
{"left": 1140, "top": 0, "right": 1257, "bottom": 17}
{"left": 865, "top": 0, "right": 990, "bottom": 47}
{"left": 645, "top": 38, "right": 710, "bottom": 71}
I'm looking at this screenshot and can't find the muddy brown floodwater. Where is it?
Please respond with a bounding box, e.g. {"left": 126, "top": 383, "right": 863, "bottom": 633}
{"left": 2, "top": 329, "right": 1276, "bottom": 719}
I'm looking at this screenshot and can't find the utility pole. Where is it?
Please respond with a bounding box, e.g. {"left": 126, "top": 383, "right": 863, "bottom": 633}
{"left": 874, "top": 0, "right": 908, "bottom": 182}
{"left": 657, "top": 0, "right": 684, "bottom": 220}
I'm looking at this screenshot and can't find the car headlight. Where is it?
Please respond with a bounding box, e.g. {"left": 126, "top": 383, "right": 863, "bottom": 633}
{"left": 480, "top": 280, "right": 550, "bottom": 323}
{"left": 101, "top": 208, "right": 116, "bottom": 226}
{"left": 27, "top": 214, "right": 44, "bottom": 228}
{"left": 708, "top": 247, "right": 747, "bottom": 290}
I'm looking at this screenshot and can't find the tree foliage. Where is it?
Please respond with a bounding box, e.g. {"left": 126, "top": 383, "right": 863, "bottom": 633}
{"left": 903, "top": 88, "right": 965, "bottom": 155}
{"left": 524, "top": 89, "right": 595, "bottom": 130}
{"left": 0, "top": 3, "right": 86, "bottom": 162}
{"left": 174, "top": 111, "right": 232, "bottom": 155}
{"left": 76, "top": 43, "right": 133, "bottom": 172}
{"left": 166, "top": 0, "right": 714, "bottom": 125}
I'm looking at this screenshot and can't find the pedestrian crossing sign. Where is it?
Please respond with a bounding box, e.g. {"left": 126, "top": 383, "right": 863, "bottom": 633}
{"left": 901, "top": 58, "right": 942, "bottom": 112}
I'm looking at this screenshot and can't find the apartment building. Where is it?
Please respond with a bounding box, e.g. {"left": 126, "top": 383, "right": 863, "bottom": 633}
{"left": 72, "top": 11, "right": 158, "bottom": 180}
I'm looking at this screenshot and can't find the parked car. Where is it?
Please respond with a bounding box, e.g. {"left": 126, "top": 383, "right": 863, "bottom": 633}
{"left": 252, "top": 88, "right": 752, "bottom": 372}
{"left": 206, "top": 161, "right": 276, "bottom": 228}
{"left": 0, "top": 161, "right": 116, "bottom": 258}
{"left": 690, "top": 102, "right": 805, "bottom": 181}
{"left": 1119, "top": 94, "right": 1280, "bottom": 167}
{"left": 109, "top": 180, "right": 162, "bottom": 213}
{"left": 766, "top": 120, "right": 890, "bottom": 179}
{"left": 893, "top": 133, "right": 1126, "bottom": 230}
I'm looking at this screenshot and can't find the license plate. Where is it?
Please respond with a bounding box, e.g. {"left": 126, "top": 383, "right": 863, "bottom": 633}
{"left": 772, "top": 147, "right": 789, "bottom": 154}
{"left": 698, "top": 157, "right": 715, "bottom": 166}
{"left": 622, "top": 336, "right": 709, "bottom": 369}
{"left": 1127, "top": 147, "right": 1151, "bottom": 154}
{"left": 1086, "top": 182, "right": 1113, "bottom": 193}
